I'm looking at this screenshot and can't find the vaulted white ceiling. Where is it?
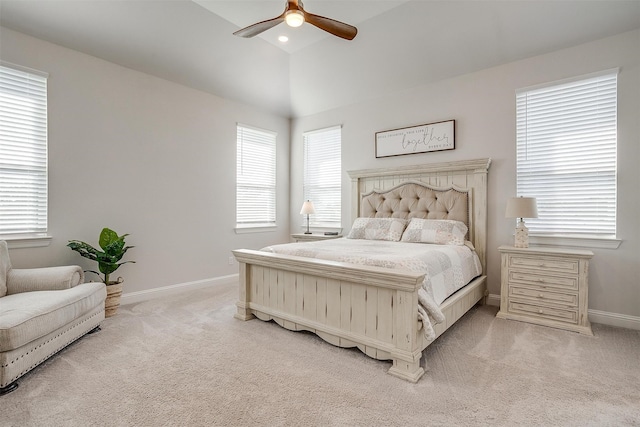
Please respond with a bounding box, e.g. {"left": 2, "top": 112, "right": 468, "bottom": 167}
{"left": 1, "top": 0, "right": 639, "bottom": 118}
{"left": 193, "top": 1, "right": 410, "bottom": 53}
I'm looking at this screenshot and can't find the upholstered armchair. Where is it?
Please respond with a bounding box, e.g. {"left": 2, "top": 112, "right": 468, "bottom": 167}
{"left": 0, "top": 241, "right": 106, "bottom": 395}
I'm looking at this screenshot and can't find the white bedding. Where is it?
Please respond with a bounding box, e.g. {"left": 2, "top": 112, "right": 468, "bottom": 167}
{"left": 262, "top": 238, "right": 482, "bottom": 340}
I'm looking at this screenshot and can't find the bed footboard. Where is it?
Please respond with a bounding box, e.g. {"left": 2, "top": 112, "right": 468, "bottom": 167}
{"left": 233, "top": 249, "right": 428, "bottom": 382}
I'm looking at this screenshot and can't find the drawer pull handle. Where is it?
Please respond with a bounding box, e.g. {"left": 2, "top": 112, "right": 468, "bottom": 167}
{"left": 537, "top": 293, "right": 544, "bottom": 298}
{"left": 538, "top": 309, "right": 543, "bottom": 314}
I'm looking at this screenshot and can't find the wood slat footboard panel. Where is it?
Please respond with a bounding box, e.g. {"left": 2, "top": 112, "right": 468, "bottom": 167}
{"left": 233, "top": 250, "right": 424, "bottom": 361}
{"left": 233, "top": 249, "right": 487, "bottom": 383}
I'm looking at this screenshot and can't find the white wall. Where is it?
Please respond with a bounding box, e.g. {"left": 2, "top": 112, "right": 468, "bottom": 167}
{"left": 1, "top": 27, "right": 291, "bottom": 295}
{"left": 290, "top": 30, "right": 640, "bottom": 322}
{"left": 2, "top": 25, "right": 638, "bottom": 324}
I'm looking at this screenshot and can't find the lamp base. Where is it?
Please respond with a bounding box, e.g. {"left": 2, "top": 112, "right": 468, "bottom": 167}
{"left": 304, "top": 214, "right": 313, "bottom": 235}
{"left": 514, "top": 220, "right": 529, "bottom": 248}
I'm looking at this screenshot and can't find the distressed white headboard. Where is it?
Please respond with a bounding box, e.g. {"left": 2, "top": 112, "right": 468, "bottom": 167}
{"left": 347, "top": 158, "right": 492, "bottom": 272}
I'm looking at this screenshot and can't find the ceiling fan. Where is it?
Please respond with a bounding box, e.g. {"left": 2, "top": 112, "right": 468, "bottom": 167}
{"left": 233, "top": 0, "right": 358, "bottom": 41}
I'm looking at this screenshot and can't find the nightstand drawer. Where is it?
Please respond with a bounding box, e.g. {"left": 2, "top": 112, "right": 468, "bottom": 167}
{"left": 509, "top": 255, "right": 579, "bottom": 275}
{"left": 509, "top": 271, "right": 578, "bottom": 291}
{"left": 509, "top": 285, "right": 578, "bottom": 307}
{"left": 509, "top": 301, "right": 578, "bottom": 324}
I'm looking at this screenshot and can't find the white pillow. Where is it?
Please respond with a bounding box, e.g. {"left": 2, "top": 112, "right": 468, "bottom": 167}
{"left": 346, "top": 217, "right": 408, "bottom": 242}
{"left": 400, "top": 218, "right": 467, "bottom": 245}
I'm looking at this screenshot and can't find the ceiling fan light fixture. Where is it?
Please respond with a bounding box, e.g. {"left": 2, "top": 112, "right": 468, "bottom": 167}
{"left": 285, "top": 10, "right": 304, "bottom": 27}
{"left": 233, "top": 0, "right": 357, "bottom": 40}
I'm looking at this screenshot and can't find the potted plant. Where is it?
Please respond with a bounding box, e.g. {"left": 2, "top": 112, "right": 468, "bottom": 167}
{"left": 68, "top": 227, "right": 135, "bottom": 317}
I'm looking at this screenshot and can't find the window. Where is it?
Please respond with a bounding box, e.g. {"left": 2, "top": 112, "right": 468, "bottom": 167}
{"left": 515, "top": 69, "right": 617, "bottom": 238}
{"left": 236, "top": 124, "right": 276, "bottom": 229}
{"left": 0, "top": 63, "right": 48, "bottom": 236}
{"left": 303, "top": 125, "right": 341, "bottom": 228}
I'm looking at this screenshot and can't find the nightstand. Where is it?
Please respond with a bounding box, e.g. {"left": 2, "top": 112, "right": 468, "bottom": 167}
{"left": 291, "top": 233, "right": 342, "bottom": 243}
{"left": 497, "top": 245, "right": 593, "bottom": 335}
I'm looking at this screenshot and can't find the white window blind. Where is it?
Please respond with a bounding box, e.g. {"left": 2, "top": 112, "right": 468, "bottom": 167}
{"left": 236, "top": 124, "right": 276, "bottom": 227}
{"left": 516, "top": 69, "right": 617, "bottom": 236}
{"left": 0, "top": 63, "right": 48, "bottom": 235}
{"left": 303, "top": 125, "right": 341, "bottom": 227}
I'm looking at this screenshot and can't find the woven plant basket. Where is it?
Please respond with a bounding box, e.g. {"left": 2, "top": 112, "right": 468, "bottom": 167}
{"left": 105, "top": 280, "right": 123, "bottom": 318}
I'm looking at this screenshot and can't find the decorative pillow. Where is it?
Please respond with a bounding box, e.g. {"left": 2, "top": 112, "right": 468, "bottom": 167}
{"left": 346, "top": 217, "right": 408, "bottom": 242}
{"left": 400, "top": 218, "right": 468, "bottom": 245}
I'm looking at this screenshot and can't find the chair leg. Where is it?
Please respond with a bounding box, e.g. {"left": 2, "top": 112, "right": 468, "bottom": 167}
{"left": 0, "top": 382, "right": 18, "bottom": 396}
{"left": 87, "top": 325, "right": 101, "bottom": 334}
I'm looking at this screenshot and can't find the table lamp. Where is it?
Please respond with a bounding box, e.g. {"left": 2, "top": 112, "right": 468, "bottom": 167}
{"left": 300, "top": 200, "right": 315, "bottom": 234}
{"left": 505, "top": 196, "right": 538, "bottom": 248}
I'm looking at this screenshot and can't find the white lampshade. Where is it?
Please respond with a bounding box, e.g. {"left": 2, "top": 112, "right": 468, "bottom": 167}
{"left": 300, "top": 200, "right": 316, "bottom": 215}
{"left": 285, "top": 10, "right": 304, "bottom": 27}
{"left": 505, "top": 197, "right": 538, "bottom": 219}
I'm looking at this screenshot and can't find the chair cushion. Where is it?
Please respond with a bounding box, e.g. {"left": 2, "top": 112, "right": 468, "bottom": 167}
{"left": 0, "top": 282, "right": 106, "bottom": 352}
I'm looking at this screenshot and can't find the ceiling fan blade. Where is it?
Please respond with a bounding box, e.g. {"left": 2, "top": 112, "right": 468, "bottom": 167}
{"left": 233, "top": 15, "right": 285, "bottom": 38}
{"left": 303, "top": 12, "right": 358, "bottom": 40}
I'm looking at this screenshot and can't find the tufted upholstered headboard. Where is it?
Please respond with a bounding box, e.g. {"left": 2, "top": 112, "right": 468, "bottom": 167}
{"left": 360, "top": 182, "right": 469, "bottom": 228}
{"left": 348, "top": 158, "right": 491, "bottom": 273}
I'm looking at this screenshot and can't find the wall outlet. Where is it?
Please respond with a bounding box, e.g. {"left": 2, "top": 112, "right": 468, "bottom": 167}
{"left": 228, "top": 256, "right": 236, "bottom": 265}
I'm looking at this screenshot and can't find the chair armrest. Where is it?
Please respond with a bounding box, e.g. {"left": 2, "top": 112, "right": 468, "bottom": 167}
{"left": 6, "top": 265, "right": 85, "bottom": 295}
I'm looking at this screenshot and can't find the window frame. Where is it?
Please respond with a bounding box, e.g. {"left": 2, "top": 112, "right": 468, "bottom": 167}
{"left": 0, "top": 61, "right": 51, "bottom": 248}
{"left": 515, "top": 69, "right": 621, "bottom": 249}
{"left": 302, "top": 125, "right": 342, "bottom": 230}
{"left": 235, "top": 123, "right": 277, "bottom": 233}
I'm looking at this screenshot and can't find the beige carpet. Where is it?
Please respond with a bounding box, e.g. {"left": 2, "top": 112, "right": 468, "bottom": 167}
{"left": 2, "top": 281, "right": 639, "bottom": 426}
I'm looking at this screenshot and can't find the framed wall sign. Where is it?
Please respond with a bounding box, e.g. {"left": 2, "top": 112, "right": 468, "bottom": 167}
{"left": 375, "top": 120, "right": 455, "bottom": 158}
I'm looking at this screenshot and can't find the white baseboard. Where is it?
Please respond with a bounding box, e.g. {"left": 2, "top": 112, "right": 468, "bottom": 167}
{"left": 588, "top": 309, "right": 640, "bottom": 331}
{"left": 120, "top": 274, "right": 239, "bottom": 306}
{"left": 487, "top": 293, "right": 640, "bottom": 331}
{"left": 486, "top": 293, "right": 501, "bottom": 307}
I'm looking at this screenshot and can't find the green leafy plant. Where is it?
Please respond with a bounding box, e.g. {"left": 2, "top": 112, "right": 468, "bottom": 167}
{"left": 67, "top": 228, "right": 135, "bottom": 285}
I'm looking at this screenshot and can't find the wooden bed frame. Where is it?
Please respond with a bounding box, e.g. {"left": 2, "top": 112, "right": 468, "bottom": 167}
{"left": 233, "top": 158, "right": 491, "bottom": 382}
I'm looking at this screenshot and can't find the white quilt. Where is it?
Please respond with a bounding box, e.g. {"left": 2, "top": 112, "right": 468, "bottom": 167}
{"left": 262, "top": 238, "right": 482, "bottom": 340}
